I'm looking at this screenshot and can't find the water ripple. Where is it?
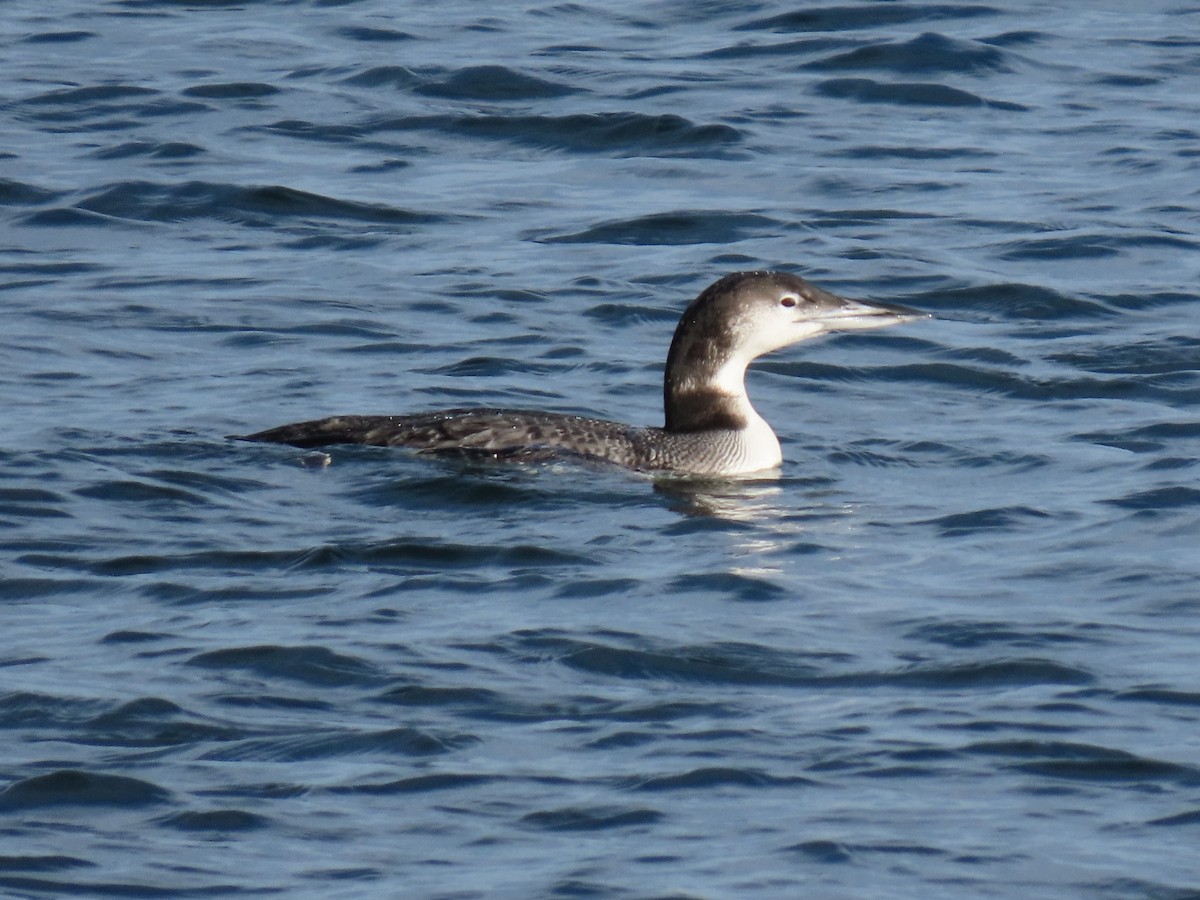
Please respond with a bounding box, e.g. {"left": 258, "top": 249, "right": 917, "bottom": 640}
{"left": 414, "top": 65, "right": 580, "bottom": 100}
{"left": 479, "top": 631, "right": 1094, "bottom": 689}
{"left": 521, "top": 805, "right": 662, "bottom": 830}
{"left": 55, "top": 181, "right": 450, "bottom": 229}
{"left": 736, "top": 5, "right": 1001, "bottom": 33}
{"left": 199, "top": 727, "right": 472, "bottom": 762}
{"left": 804, "top": 32, "right": 1014, "bottom": 74}
{"left": 0, "top": 770, "right": 171, "bottom": 811}
{"left": 968, "top": 741, "right": 1200, "bottom": 786}
{"left": 814, "top": 77, "right": 1027, "bottom": 110}
{"left": 534, "top": 210, "right": 780, "bottom": 245}
{"left": 360, "top": 111, "right": 746, "bottom": 157}
{"left": 186, "top": 645, "right": 387, "bottom": 687}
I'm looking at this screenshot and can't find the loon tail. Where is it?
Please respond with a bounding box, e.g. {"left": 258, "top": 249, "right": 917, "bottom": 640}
{"left": 232, "top": 416, "right": 400, "bottom": 449}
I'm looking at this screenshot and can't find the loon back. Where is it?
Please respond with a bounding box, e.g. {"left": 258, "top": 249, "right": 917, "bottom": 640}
{"left": 239, "top": 409, "right": 779, "bottom": 475}
{"left": 235, "top": 271, "right": 924, "bottom": 476}
{"left": 242, "top": 409, "right": 649, "bottom": 465}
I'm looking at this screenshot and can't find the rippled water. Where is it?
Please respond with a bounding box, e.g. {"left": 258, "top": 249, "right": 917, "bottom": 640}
{"left": 3, "top": 1, "right": 1200, "bottom": 897}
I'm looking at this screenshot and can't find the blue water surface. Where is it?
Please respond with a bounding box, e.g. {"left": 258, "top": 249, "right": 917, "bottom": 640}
{"left": 2, "top": 1, "right": 1200, "bottom": 897}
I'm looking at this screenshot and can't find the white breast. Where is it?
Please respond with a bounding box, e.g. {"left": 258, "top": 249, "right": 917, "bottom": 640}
{"left": 731, "top": 408, "right": 783, "bottom": 473}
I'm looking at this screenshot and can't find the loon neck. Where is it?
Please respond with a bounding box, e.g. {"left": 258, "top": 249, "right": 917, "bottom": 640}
{"left": 665, "top": 386, "right": 750, "bottom": 432}
{"left": 662, "top": 279, "right": 758, "bottom": 432}
{"left": 667, "top": 314, "right": 758, "bottom": 436}
{"left": 663, "top": 350, "right": 757, "bottom": 433}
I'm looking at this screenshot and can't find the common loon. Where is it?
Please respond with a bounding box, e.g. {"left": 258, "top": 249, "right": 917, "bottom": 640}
{"left": 236, "top": 271, "right": 924, "bottom": 476}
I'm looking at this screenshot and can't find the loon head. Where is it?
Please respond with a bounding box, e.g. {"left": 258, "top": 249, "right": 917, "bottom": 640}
{"left": 663, "top": 271, "right": 923, "bottom": 433}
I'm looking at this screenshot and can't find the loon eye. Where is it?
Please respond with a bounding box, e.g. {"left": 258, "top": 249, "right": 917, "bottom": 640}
{"left": 780, "top": 295, "right": 798, "bottom": 308}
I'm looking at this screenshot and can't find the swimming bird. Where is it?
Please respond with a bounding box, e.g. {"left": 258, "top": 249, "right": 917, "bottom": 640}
{"left": 235, "top": 271, "right": 923, "bottom": 476}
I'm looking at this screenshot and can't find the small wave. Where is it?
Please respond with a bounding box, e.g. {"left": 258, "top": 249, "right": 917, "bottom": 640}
{"left": 200, "top": 726, "right": 471, "bottom": 762}
{"left": 1073, "top": 421, "right": 1200, "bottom": 453}
{"left": 38, "top": 537, "right": 596, "bottom": 579}
{"left": 334, "top": 26, "right": 416, "bottom": 43}
{"left": 583, "top": 302, "right": 680, "bottom": 325}
{"left": 1093, "top": 74, "right": 1161, "bottom": 88}
{"left": 327, "top": 772, "right": 497, "bottom": 795}
{"left": 521, "top": 805, "right": 662, "bottom": 830}
{"left": 92, "top": 141, "right": 205, "bottom": 160}
{"left": 375, "top": 684, "right": 502, "bottom": 708}
{"left": 157, "top": 809, "right": 270, "bottom": 832}
{"left": 786, "top": 839, "right": 855, "bottom": 863}
{"left": 352, "top": 474, "right": 575, "bottom": 512}
{"left": 375, "top": 678, "right": 734, "bottom": 727}
{"left": 423, "top": 355, "right": 565, "bottom": 377}
{"left": 534, "top": 210, "right": 779, "bottom": 245}
{"left": 136, "top": 582, "right": 331, "bottom": 605}
{"left": 919, "top": 505, "right": 1055, "bottom": 537}
{"left": 490, "top": 631, "right": 1092, "bottom": 689}
{"left": 359, "top": 111, "right": 744, "bottom": 157}
{"left": 63, "top": 180, "right": 448, "bottom": 229}
{"left": 1102, "top": 486, "right": 1200, "bottom": 513}
{"left": 339, "top": 65, "right": 422, "bottom": 89}
{"left": 0, "top": 770, "right": 170, "bottom": 811}
{"left": 0, "top": 576, "right": 106, "bottom": 600}
{"left": 967, "top": 740, "right": 1200, "bottom": 785}
{"left": 554, "top": 577, "right": 644, "bottom": 599}
{"left": 0, "top": 690, "right": 107, "bottom": 728}
{"left": 0, "top": 178, "right": 63, "bottom": 206}
{"left": 259, "top": 118, "right": 365, "bottom": 143}
{"left": 701, "top": 37, "right": 845, "bottom": 61}
{"left": 1104, "top": 290, "right": 1197, "bottom": 312}
{"left": 833, "top": 436, "right": 1047, "bottom": 472}
{"left": 17, "top": 84, "right": 208, "bottom": 128}
{"left": 186, "top": 645, "right": 386, "bottom": 687}
{"left": 787, "top": 839, "right": 949, "bottom": 861}
{"left": 807, "top": 207, "right": 939, "bottom": 228}
{"left": 995, "top": 234, "right": 1122, "bottom": 261}
{"left": 905, "top": 282, "right": 1108, "bottom": 319}
{"left": 876, "top": 659, "right": 1094, "bottom": 689}
{"left": 981, "top": 30, "right": 1046, "bottom": 47}
{"left": 73, "top": 478, "right": 208, "bottom": 506}
{"left": 1148, "top": 809, "right": 1200, "bottom": 827}
{"left": 498, "top": 632, "right": 827, "bottom": 685}
{"left": 906, "top": 619, "right": 1096, "bottom": 649}
{"left": 76, "top": 697, "right": 239, "bottom": 749}
{"left": 667, "top": 571, "right": 789, "bottom": 602}
{"left": 181, "top": 82, "right": 279, "bottom": 100}
{"left": 815, "top": 77, "right": 1027, "bottom": 110}
{"left": 830, "top": 360, "right": 1162, "bottom": 404}
{"left": 835, "top": 144, "right": 996, "bottom": 160}
{"left": 0, "top": 485, "right": 71, "bottom": 519}
{"left": 20, "top": 84, "right": 159, "bottom": 107}
{"left": 1117, "top": 688, "right": 1200, "bottom": 708}
{"left": 736, "top": 4, "right": 1000, "bottom": 33}
{"left": 101, "top": 630, "right": 168, "bottom": 644}
{"left": 20, "top": 208, "right": 120, "bottom": 228}
{"left": 20, "top": 30, "right": 95, "bottom": 44}
{"left": 0, "top": 854, "right": 93, "bottom": 873}
{"left": 1050, "top": 336, "right": 1200, "bottom": 377}
{"left": 413, "top": 65, "right": 578, "bottom": 101}
{"left": 805, "top": 32, "right": 1012, "bottom": 74}
{"left": 629, "top": 767, "right": 817, "bottom": 792}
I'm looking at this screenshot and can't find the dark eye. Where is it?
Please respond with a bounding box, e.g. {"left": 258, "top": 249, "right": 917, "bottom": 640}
{"left": 780, "top": 295, "right": 797, "bottom": 308}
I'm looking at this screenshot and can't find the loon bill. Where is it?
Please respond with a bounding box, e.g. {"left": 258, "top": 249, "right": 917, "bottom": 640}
{"left": 235, "top": 271, "right": 925, "bottom": 477}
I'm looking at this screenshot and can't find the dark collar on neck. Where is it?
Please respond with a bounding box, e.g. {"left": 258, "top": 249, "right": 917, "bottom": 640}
{"left": 665, "top": 388, "right": 748, "bottom": 433}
